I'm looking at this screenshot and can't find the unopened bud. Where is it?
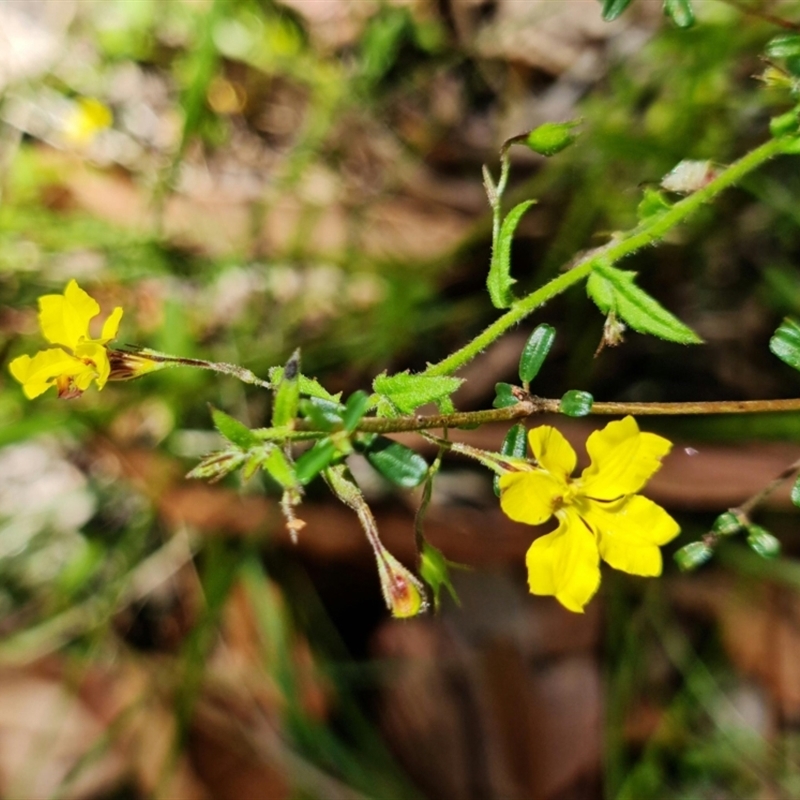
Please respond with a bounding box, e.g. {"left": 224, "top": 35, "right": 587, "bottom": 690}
{"left": 186, "top": 450, "right": 247, "bottom": 483}
{"left": 376, "top": 549, "right": 428, "bottom": 619}
{"left": 523, "top": 120, "right": 581, "bottom": 157}
{"left": 108, "top": 349, "right": 169, "bottom": 381}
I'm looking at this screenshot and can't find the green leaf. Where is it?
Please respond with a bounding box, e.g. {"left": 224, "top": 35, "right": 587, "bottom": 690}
{"left": 268, "top": 366, "right": 341, "bottom": 403}
{"left": 342, "top": 390, "right": 370, "bottom": 433}
{"left": 559, "top": 390, "right": 594, "bottom": 417}
{"left": 299, "top": 398, "right": 343, "bottom": 432}
{"left": 663, "top": 0, "right": 694, "bottom": 28}
{"left": 272, "top": 349, "right": 301, "bottom": 427}
{"left": 519, "top": 324, "right": 556, "bottom": 384}
{"left": 494, "top": 423, "right": 528, "bottom": 496}
{"left": 262, "top": 448, "right": 299, "bottom": 490}
{"left": 523, "top": 120, "right": 581, "bottom": 157}
{"left": 295, "top": 439, "right": 338, "bottom": 484}
{"left": 674, "top": 541, "right": 713, "bottom": 571}
{"left": 365, "top": 437, "right": 428, "bottom": 488}
{"left": 770, "top": 317, "right": 800, "bottom": 370}
{"left": 600, "top": 0, "right": 634, "bottom": 21}
{"left": 746, "top": 525, "right": 781, "bottom": 559}
{"left": 210, "top": 406, "right": 258, "bottom": 449}
{"left": 770, "top": 109, "right": 800, "bottom": 138}
{"left": 587, "top": 264, "right": 703, "bottom": 344}
{"left": 373, "top": 372, "right": 463, "bottom": 415}
{"left": 792, "top": 477, "right": 800, "bottom": 508}
{"left": 766, "top": 34, "right": 800, "bottom": 60}
{"left": 419, "top": 541, "right": 462, "bottom": 609}
{"left": 492, "top": 382, "right": 518, "bottom": 409}
{"left": 637, "top": 188, "right": 672, "bottom": 222}
{"left": 487, "top": 200, "right": 536, "bottom": 309}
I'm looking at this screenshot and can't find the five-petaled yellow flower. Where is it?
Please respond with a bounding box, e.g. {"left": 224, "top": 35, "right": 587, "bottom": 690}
{"left": 499, "top": 417, "right": 679, "bottom": 613}
{"left": 9, "top": 280, "right": 123, "bottom": 400}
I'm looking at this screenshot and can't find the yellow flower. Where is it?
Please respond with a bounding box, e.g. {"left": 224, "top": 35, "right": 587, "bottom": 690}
{"left": 63, "top": 98, "right": 113, "bottom": 146}
{"left": 9, "top": 280, "right": 122, "bottom": 399}
{"left": 499, "top": 416, "right": 679, "bottom": 613}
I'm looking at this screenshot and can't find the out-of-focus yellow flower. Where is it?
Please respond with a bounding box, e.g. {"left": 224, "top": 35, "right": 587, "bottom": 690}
{"left": 499, "top": 417, "right": 679, "bottom": 613}
{"left": 9, "top": 280, "right": 122, "bottom": 399}
{"left": 63, "top": 97, "right": 113, "bottom": 146}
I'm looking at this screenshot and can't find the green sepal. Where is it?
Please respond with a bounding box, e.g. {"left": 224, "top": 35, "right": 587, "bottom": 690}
{"left": 637, "top": 188, "right": 672, "bottom": 222}
{"left": 523, "top": 120, "right": 581, "bottom": 157}
{"left": 210, "top": 405, "right": 259, "bottom": 449}
{"left": 186, "top": 451, "right": 247, "bottom": 482}
{"left": 587, "top": 264, "right": 703, "bottom": 344}
{"left": 272, "top": 349, "right": 301, "bottom": 427}
{"left": 746, "top": 524, "right": 781, "bottom": 559}
{"left": 262, "top": 447, "right": 300, "bottom": 490}
{"left": 373, "top": 372, "right": 463, "bottom": 415}
{"left": 663, "top": 0, "right": 694, "bottom": 28}
{"left": 770, "top": 317, "right": 800, "bottom": 371}
{"left": 493, "top": 382, "right": 518, "bottom": 409}
{"left": 674, "top": 541, "right": 713, "bottom": 571}
{"left": 488, "top": 200, "right": 536, "bottom": 309}
{"left": 342, "top": 390, "right": 370, "bottom": 433}
{"left": 419, "top": 540, "right": 463, "bottom": 610}
{"left": 559, "top": 390, "right": 593, "bottom": 417}
{"left": 766, "top": 34, "right": 800, "bottom": 60}
{"left": 242, "top": 451, "right": 264, "bottom": 481}
{"left": 519, "top": 324, "right": 556, "bottom": 384}
{"left": 295, "top": 438, "right": 338, "bottom": 484}
{"left": 365, "top": 437, "right": 428, "bottom": 488}
{"left": 494, "top": 423, "right": 528, "bottom": 496}
{"left": 792, "top": 476, "right": 800, "bottom": 508}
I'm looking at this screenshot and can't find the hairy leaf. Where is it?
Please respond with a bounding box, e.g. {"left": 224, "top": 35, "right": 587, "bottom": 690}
{"left": 587, "top": 264, "right": 702, "bottom": 344}
{"left": 519, "top": 324, "right": 556, "bottom": 384}
{"left": 210, "top": 406, "right": 258, "bottom": 449}
{"left": 373, "top": 372, "right": 463, "bottom": 415}
{"left": 487, "top": 200, "right": 536, "bottom": 309}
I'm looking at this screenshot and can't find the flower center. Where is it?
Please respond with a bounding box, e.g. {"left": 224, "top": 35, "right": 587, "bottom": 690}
{"left": 551, "top": 481, "right": 579, "bottom": 512}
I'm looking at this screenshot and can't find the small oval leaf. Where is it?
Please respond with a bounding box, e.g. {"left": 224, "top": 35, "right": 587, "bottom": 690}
{"left": 342, "top": 390, "right": 370, "bottom": 433}
{"left": 766, "top": 34, "right": 800, "bottom": 60}
{"left": 519, "top": 324, "right": 556, "bottom": 384}
{"left": 664, "top": 0, "right": 694, "bottom": 28}
{"left": 746, "top": 525, "right": 781, "bottom": 559}
{"left": 493, "top": 382, "right": 518, "bottom": 409}
{"left": 559, "top": 390, "right": 593, "bottom": 417}
{"left": 674, "top": 541, "right": 713, "bottom": 572}
{"left": 770, "top": 318, "right": 800, "bottom": 371}
{"left": 494, "top": 423, "right": 528, "bottom": 497}
{"left": 600, "top": 0, "right": 634, "bottom": 22}
{"left": 365, "top": 437, "right": 428, "bottom": 488}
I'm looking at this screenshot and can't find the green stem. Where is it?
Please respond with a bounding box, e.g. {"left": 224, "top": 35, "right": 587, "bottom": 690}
{"left": 423, "top": 135, "right": 794, "bottom": 377}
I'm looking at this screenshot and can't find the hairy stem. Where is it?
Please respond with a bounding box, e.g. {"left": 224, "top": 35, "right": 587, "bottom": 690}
{"left": 422, "top": 135, "right": 795, "bottom": 378}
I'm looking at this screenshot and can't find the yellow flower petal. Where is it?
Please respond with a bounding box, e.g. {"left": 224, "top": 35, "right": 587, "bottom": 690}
{"left": 525, "top": 509, "right": 601, "bottom": 612}
{"left": 38, "top": 279, "right": 99, "bottom": 350}
{"left": 584, "top": 495, "right": 680, "bottom": 577}
{"left": 9, "top": 348, "right": 88, "bottom": 399}
{"left": 527, "top": 425, "right": 577, "bottom": 481}
{"left": 499, "top": 469, "right": 564, "bottom": 526}
{"left": 580, "top": 416, "right": 672, "bottom": 500}
{"left": 74, "top": 342, "right": 110, "bottom": 389}
{"left": 100, "top": 306, "right": 123, "bottom": 343}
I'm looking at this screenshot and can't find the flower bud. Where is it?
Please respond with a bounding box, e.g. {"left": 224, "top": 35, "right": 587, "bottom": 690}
{"left": 375, "top": 548, "right": 428, "bottom": 619}
{"left": 523, "top": 120, "right": 581, "bottom": 157}
{"left": 746, "top": 525, "right": 781, "bottom": 559}
{"left": 108, "top": 349, "right": 169, "bottom": 381}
